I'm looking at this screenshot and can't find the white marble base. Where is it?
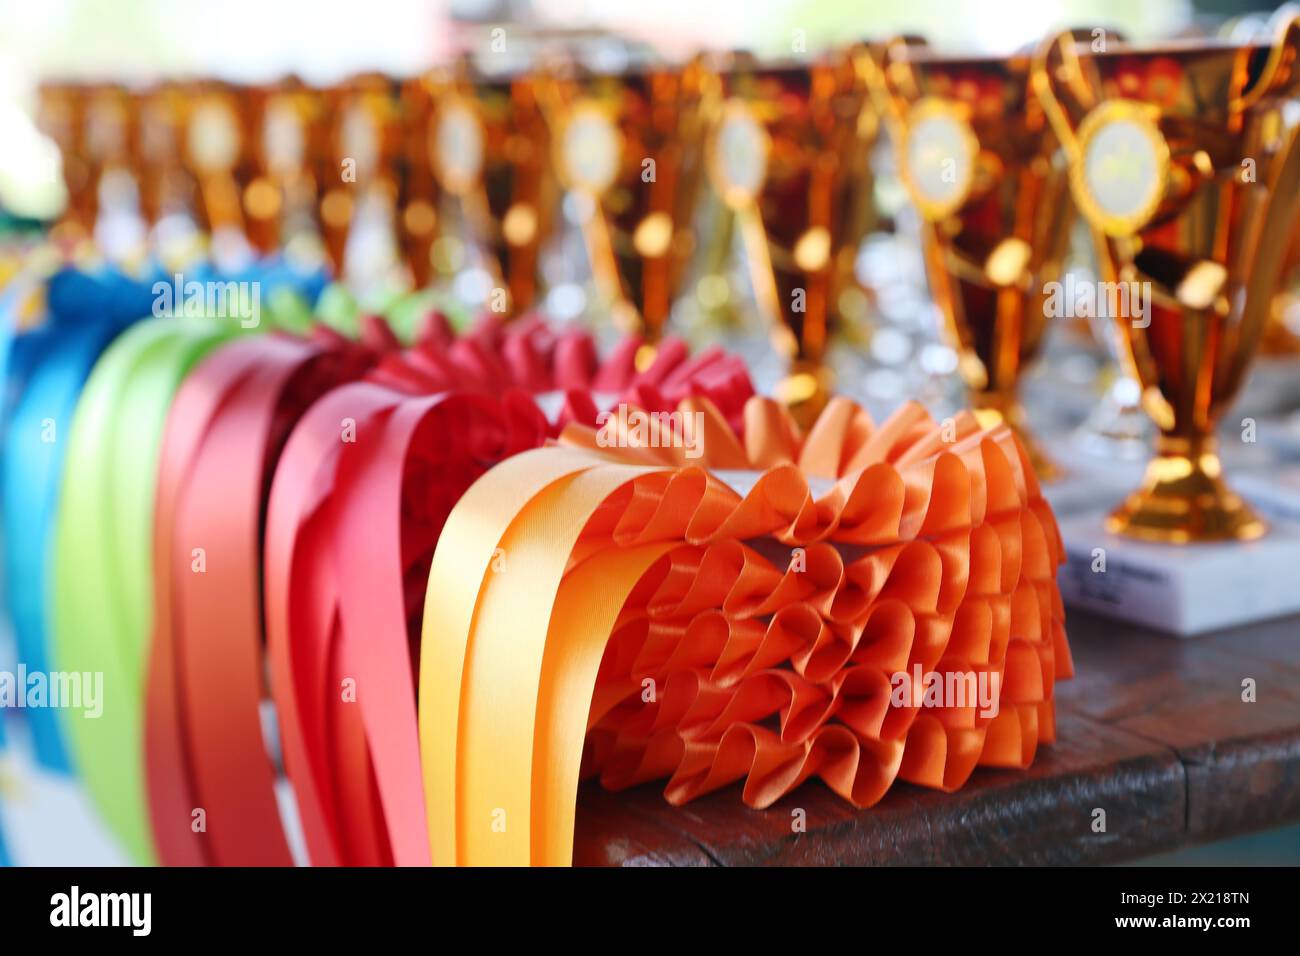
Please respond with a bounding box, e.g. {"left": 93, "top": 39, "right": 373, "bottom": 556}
{"left": 1057, "top": 511, "right": 1300, "bottom": 636}
{"left": 1236, "top": 468, "right": 1300, "bottom": 525}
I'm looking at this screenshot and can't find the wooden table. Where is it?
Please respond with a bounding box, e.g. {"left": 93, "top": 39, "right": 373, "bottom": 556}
{"left": 572, "top": 609, "right": 1300, "bottom": 865}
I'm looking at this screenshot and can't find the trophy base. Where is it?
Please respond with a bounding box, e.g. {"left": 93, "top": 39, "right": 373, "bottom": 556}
{"left": 1057, "top": 510, "right": 1300, "bottom": 636}
{"left": 1104, "top": 440, "right": 1267, "bottom": 544}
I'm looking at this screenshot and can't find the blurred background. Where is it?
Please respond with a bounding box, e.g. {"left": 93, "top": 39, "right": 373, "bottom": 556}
{"left": 0, "top": 0, "right": 1238, "bottom": 224}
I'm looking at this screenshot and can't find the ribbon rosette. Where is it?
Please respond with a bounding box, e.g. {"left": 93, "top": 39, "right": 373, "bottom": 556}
{"left": 258, "top": 316, "right": 752, "bottom": 866}
{"left": 418, "top": 396, "right": 1072, "bottom": 865}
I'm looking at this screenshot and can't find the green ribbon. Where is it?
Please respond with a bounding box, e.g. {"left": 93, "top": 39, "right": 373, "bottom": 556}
{"left": 313, "top": 281, "right": 473, "bottom": 342}
{"left": 50, "top": 317, "right": 241, "bottom": 865}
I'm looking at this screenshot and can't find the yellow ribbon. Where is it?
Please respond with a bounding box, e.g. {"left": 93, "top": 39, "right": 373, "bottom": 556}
{"left": 419, "top": 447, "right": 611, "bottom": 864}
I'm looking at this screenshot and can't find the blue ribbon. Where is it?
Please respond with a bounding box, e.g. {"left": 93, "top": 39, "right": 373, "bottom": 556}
{"left": 2, "top": 267, "right": 148, "bottom": 770}
{"left": 0, "top": 259, "right": 327, "bottom": 771}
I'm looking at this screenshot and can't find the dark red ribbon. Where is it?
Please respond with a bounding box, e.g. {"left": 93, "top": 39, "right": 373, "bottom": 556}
{"left": 147, "top": 321, "right": 391, "bottom": 866}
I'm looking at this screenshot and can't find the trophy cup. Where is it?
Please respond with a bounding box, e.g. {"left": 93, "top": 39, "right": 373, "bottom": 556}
{"left": 36, "top": 82, "right": 94, "bottom": 250}
{"left": 134, "top": 86, "right": 186, "bottom": 230}
{"left": 395, "top": 75, "right": 441, "bottom": 290}
{"left": 1260, "top": 233, "right": 1300, "bottom": 355}
{"left": 667, "top": 51, "right": 750, "bottom": 346}
{"left": 242, "top": 79, "right": 322, "bottom": 261}
{"left": 1036, "top": 18, "right": 1300, "bottom": 541}
{"left": 425, "top": 64, "right": 555, "bottom": 317}
{"left": 181, "top": 82, "right": 251, "bottom": 263}
{"left": 707, "top": 54, "right": 874, "bottom": 427}
{"left": 316, "top": 74, "right": 400, "bottom": 282}
{"left": 837, "top": 43, "right": 884, "bottom": 337}
{"left": 864, "top": 37, "right": 1074, "bottom": 479}
{"left": 80, "top": 83, "right": 144, "bottom": 263}
{"left": 1035, "top": 13, "right": 1300, "bottom": 634}
{"left": 540, "top": 56, "right": 713, "bottom": 350}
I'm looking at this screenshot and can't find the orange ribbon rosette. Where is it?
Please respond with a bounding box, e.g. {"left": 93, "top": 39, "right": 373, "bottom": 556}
{"left": 418, "top": 395, "right": 1071, "bottom": 866}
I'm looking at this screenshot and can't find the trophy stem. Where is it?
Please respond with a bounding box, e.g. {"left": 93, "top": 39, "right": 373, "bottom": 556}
{"left": 778, "top": 358, "right": 833, "bottom": 432}
{"left": 970, "top": 390, "right": 1061, "bottom": 482}
{"left": 1106, "top": 434, "right": 1267, "bottom": 543}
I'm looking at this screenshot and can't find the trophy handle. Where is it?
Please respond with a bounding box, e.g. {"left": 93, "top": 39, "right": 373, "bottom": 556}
{"left": 1029, "top": 27, "right": 1117, "bottom": 163}
{"left": 242, "top": 85, "right": 285, "bottom": 256}
{"left": 858, "top": 34, "right": 926, "bottom": 139}
{"left": 1236, "top": 5, "right": 1300, "bottom": 110}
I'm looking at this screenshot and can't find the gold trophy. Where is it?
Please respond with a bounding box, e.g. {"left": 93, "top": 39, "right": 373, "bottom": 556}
{"left": 316, "top": 74, "right": 400, "bottom": 280}
{"left": 134, "top": 85, "right": 190, "bottom": 234}
{"left": 425, "top": 65, "right": 555, "bottom": 316}
{"left": 837, "top": 43, "right": 885, "bottom": 337}
{"left": 242, "top": 79, "right": 322, "bottom": 260}
{"left": 676, "top": 51, "right": 755, "bottom": 340}
{"left": 36, "top": 82, "right": 94, "bottom": 249}
{"left": 707, "top": 53, "right": 876, "bottom": 427}
{"left": 81, "top": 84, "right": 139, "bottom": 259}
{"left": 865, "top": 37, "right": 1074, "bottom": 479}
{"left": 181, "top": 81, "right": 250, "bottom": 262}
{"left": 396, "top": 75, "right": 441, "bottom": 290}
{"left": 1034, "top": 13, "right": 1300, "bottom": 541}
{"left": 1260, "top": 216, "right": 1300, "bottom": 356}
{"left": 541, "top": 56, "right": 714, "bottom": 349}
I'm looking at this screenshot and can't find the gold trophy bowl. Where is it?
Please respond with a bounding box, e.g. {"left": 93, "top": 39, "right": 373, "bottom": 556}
{"left": 707, "top": 55, "right": 875, "bottom": 428}
{"left": 866, "top": 38, "right": 1074, "bottom": 481}
{"left": 1034, "top": 13, "right": 1300, "bottom": 541}
{"left": 181, "top": 82, "right": 248, "bottom": 242}
{"left": 243, "top": 80, "right": 321, "bottom": 261}
{"left": 541, "top": 58, "right": 713, "bottom": 351}
{"left": 426, "top": 67, "right": 554, "bottom": 317}
{"left": 37, "top": 82, "right": 94, "bottom": 248}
